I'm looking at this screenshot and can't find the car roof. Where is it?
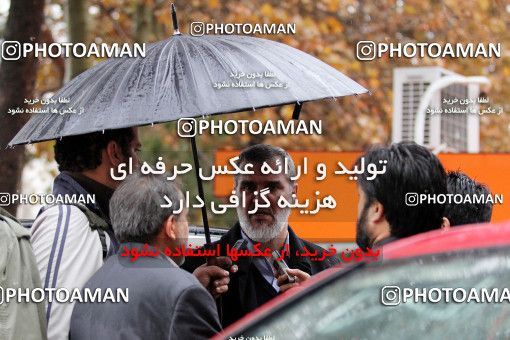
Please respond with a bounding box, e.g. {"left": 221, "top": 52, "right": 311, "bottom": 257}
{"left": 215, "top": 220, "right": 510, "bottom": 339}
{"left": 382, "top": 219, "right": 510, "bottom": 260}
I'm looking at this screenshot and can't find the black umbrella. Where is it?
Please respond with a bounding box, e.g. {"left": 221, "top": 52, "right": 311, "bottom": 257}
{"left": 9, "top": 4, "right": 368, "bottom": 243}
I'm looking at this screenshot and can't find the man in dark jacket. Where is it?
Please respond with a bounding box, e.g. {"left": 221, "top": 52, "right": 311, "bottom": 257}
{"left": 354, "top": 142, "right": 448, "bottom": 250}
{"left": 31, "top": 128, "right": 141, "bottom": 339}
{"left": 444, "top": 170, "right": 493, "bottom": 226}
{"left": 183, "top": 144, "right": 339, "bottom": 327}
{"left": 70, "top": 173, "right": 221, "bottom": 339}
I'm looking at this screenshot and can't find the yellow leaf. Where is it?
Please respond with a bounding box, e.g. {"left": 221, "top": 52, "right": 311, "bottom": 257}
{"left": 326, "top": 16, "right": 343, "bottom": 34}
{"left": 261, "top": 3, "right": 274, "bottom": 18}
{"left": 208, "top": 0, "right": 219, "bottom": 9}
{"left": 327, "top": 0, "right": 340, "bottom": 12}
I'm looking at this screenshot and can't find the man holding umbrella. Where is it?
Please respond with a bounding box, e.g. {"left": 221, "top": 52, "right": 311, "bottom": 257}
{"left": 183, "top": 144, "right": 340, "bottom": 327}
{"left": 30, "top": 127, "right": 139, "bottom": 339}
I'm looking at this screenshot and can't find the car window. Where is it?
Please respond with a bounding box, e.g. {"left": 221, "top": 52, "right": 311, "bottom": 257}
{"left": 236, "top": 247, "right": 510, "bottom": 339}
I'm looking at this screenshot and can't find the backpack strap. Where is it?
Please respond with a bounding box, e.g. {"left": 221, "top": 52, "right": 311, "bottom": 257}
{"left": 0, "top": 207, "right": 17, "bottom": 222}
{"left": 70, "top": 204, "right": 110, "bottom": 260}
{"left": 38, "top": 203, "right": 110, "bottom": 260}
{"left": 0, "top": 207, "right": 30, "bottom": 239}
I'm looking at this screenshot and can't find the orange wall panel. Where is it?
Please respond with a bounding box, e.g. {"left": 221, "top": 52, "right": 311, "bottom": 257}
{"left": 214, "top": 151, "right": 510, "bottom": 242}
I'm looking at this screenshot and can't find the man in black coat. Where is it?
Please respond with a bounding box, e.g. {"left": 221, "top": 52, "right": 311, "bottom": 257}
{"left": 183, "top": 144, "right": 339, "bottom": 327}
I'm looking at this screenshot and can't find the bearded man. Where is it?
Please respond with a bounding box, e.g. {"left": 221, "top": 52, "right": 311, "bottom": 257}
{"left": 182, "top": 144, "right": 339, "bottom": 327}
{"left": 354, "top": 142, "right": 447, "bottom": 250}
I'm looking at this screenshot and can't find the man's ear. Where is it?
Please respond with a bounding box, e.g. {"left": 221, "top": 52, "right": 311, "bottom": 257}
{"left": 105, "top": 141, "right": 124, "bottom": 166}
{"left": 370, "top": 201, "right": 385, "bottom": 224}
{"left": 441, "top": 217, "right": 451, "bottom": 230}
{"left": 163, "top": 215, "right": 176, "bottom": 240}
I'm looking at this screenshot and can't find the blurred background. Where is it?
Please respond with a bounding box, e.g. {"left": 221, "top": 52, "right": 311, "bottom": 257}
{"left": 0, "top": 0, "right": 508, "bottom": 229}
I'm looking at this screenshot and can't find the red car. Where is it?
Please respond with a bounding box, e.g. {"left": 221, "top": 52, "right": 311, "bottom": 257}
{"left": 214, "top": 221, "right": 510, "bottom": 339}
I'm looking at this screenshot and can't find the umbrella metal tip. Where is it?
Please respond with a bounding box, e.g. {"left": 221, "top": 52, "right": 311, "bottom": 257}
{"left": 171, "top": 3, "right": 181, "bottom": 35}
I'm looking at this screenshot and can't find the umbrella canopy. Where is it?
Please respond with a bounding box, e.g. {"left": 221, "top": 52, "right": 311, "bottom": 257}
{"left": 8, "top": 5, "right": 368, "bottom": 245}
{"left": 9, "top": 34, "right": 367, "bottom": 146}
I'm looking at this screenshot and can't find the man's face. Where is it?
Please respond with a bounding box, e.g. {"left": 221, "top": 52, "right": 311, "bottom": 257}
{"left": 355, "top": 185, "right": 372, "bottom": 250}
{"left": 174, "top": 208, "right": 189, "bottom": 246}
{"left": 172, "top": 208, "right": 189, "bottom": 266}
{"left": 235, "top": 159, "right": 295, "bottom": 242}
{"left": 109, "top": 128, "right": 142, "bottom": 188}
{"left": 126, "top": 127, "right": 142, "bottom": 168}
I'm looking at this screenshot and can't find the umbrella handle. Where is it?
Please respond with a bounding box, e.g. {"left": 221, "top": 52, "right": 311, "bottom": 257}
{"left": 190, "top": 135, "right": 212, "bottom": 244}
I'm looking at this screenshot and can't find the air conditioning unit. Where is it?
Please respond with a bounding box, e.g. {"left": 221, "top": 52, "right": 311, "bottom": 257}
{"left": 392, "top": 66, "right": 481, "bottom": 152}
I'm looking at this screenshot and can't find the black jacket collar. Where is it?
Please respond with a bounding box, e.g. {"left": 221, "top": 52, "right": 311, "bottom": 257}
{"left": 219, "top": 222, "right": 312, "bottom": 274}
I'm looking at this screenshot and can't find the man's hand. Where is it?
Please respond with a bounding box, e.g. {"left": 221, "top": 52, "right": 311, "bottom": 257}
{"left": 206, "top": 256, "right": 239, "bottom": 273}
{"left": 276, "top": 268, "right": 310, "bottom": 293}
{"left": 193, "top": 256, "right": 238, "bottom": 298}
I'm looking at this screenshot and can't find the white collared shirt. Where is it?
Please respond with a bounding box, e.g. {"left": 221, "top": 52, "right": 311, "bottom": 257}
{"left": 240, "top": 229, "right": 289, "bottom": 292}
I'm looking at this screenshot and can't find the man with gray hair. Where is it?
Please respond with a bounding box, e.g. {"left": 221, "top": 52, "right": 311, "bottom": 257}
{"left": 183, "top": 144, "right": 339, "bottom": 327}
{"left": 70, "top": 173, "right": 222, "bottom": 339}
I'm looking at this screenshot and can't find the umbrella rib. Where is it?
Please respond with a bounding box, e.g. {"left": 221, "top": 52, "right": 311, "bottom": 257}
{"left": 160, "top": 40, "right": 176, "bottom": 122}
{"left": 215, "top": 38, "right": 286, "bottom": 106}
{"left": 263, "top": 40, "right": 354, "bottom": 98}
{"left": 91, "top": 61, "right": 127, "bottom": 129}
{"left": 133, "top": 57, "right": 146, "bottom": 90}
{"left": 256, "top": 40, "right": 317, "bottom": 100}
{"left": 66, "top": 59, "right": 128, "bottom": 131}
{"left": 41, "top": 59, "right": 121, "bottom": 135}
{"left": 268, "top": 40, "right": 365, "bottom": 96}
{"left": 110, "top": 56, "right": 142, "bottom": 111}
{"left": 74, "top": 59, "right": 126, "bottom": 103}
{"left": 191, "top": 39, "right": 224, "bottom": 111}
{"left": 198, "top": 36, "right": 257, "bottom": 112}
{"left": 52, "top": 61, "right": 113, "bottom": 119}
{"left": 178, "top": 38, "right": 203, "bottom": 114}
{"left": 153, "top": 40, "right": 173, "bottom": 103}
{"left": 133, "top": 42, "right": 159, "bottom": 90}
{"left": 173, "top": 41, "right": 190, "bottom": 117}
{"left": 258, "top": 39, "right": 326, "bottom": 101}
